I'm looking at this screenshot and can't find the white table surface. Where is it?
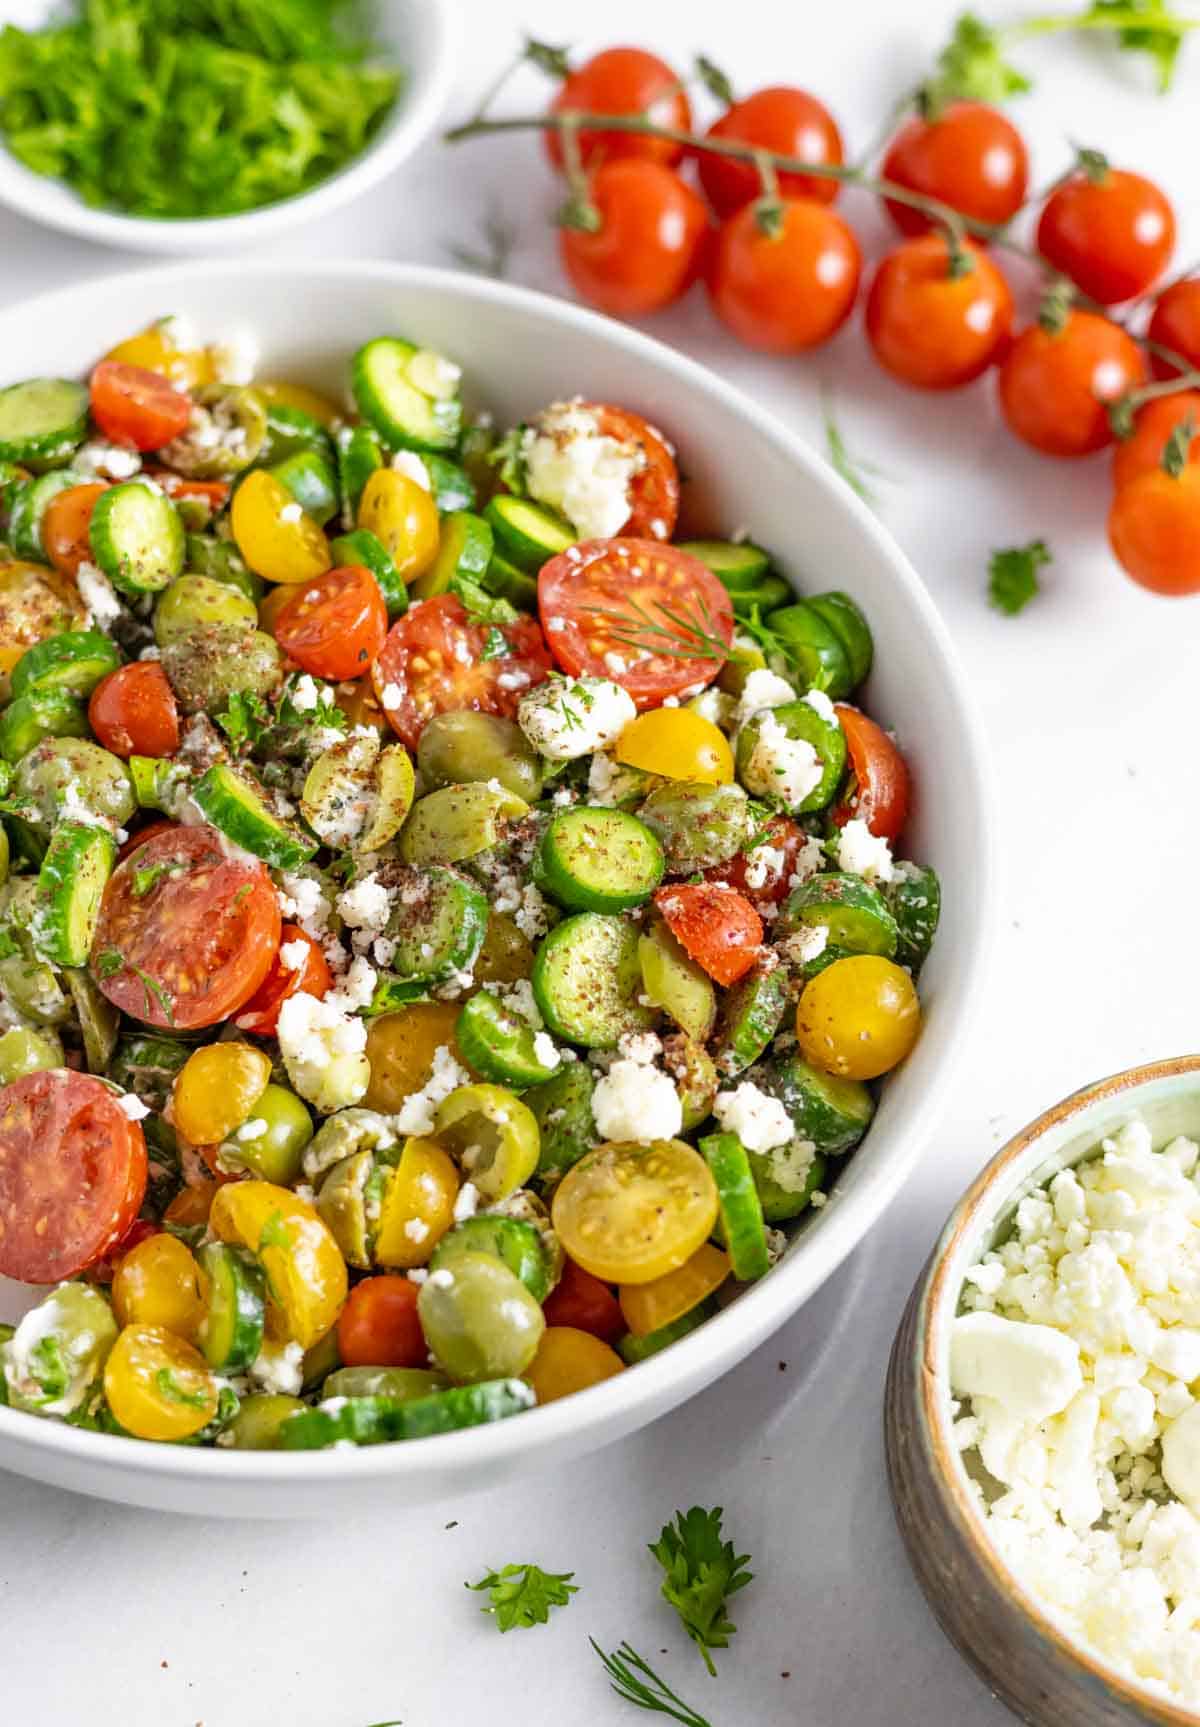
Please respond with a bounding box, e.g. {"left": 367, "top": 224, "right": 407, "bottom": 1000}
{"left": 2, "top": 2, "right": 1199, "bottom": 1721}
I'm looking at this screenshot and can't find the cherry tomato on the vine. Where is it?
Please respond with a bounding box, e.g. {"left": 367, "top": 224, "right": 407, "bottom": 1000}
{"left": 865, "top": 235, "right": 1013, "bottom": 390}
{"left": 997, "top": 311, "right": 1145, "bottom": 458}
{"left": 89, "top": 361, "right": 192, "bottom": 452}
{"left": 546, "top": 47, "right": 690, "bottom": 171}
{"left": 1112, "top": 392, "right": 1200, "bottom": 493}
{"left": 1037, "top": 166, "right": 1175, "bottom": 306}
{"left": 560, "top": 161, "right": 709, "bottom": 318}
{"left": 1109, "top": 461, "right": 1200, "bottom": 596}
{"left": 1148, "top": 278, "right": 1200, "bottom": 381}
{"left": 88, "top": 661, "right": 181, "bottom": 759}
{"left": 699, "top": 86, "right": 843, "bottom": 215}
{"left": 707, "top": 197, "right": 861, "bottom": 353}
{"left": 881, "top": 102, "right": 1028, "bottom": 237}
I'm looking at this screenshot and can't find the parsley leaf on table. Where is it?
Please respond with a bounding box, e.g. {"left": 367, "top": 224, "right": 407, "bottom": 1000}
{"left": 467, "top": 1562, "right": 578, "bottom": 1632}
{"left": 649, "top": 1506, "right": 753, "bottom": 1675}
{"left": 988, "top": 539, "right": 1051, "bottom": 616}
{"left": 918, "top": 12, "right": 1033, "bottom": 115}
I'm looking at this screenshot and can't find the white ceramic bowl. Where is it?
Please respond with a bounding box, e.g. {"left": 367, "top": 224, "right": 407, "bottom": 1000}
{"left": 0, "top": 0, "right": 456, "bottom": 253}
{"left": 0, "top": 261, "right": 994, "bottom": 1516}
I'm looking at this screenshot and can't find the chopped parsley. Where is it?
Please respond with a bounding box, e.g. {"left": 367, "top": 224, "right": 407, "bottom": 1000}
{"left": 154, "top": 1368, "right": 210, "bottom": 1409}
{"left": 988, "top": 538, "right": 1051, "bottom": 616}
{"left": 466, "top": 1562, "right": 578, "bottom": 1632}
{"left": 649, "top": 1506, "right": 753, "bottom": 1674}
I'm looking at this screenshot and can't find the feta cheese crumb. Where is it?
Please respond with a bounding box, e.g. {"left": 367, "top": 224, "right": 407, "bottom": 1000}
{"left": 116, "top": 1092, "right": 151, "bottom": 1121}
{"left": 518, "top": 676, "right": 636, "bottom": 761}
{"left": 276, "top": 989, "right": 369, "bottom": 1114}
{"left": 521, "top": 402, "right": 640, "bottom": 539}
{"left": 278, "top": 940, "right": 309, "bottom": 973}
{"left": 249, "top": 1339, "right": 304, "bottom": 1397}
{"left": 532, "top": 1031, "right": 560, "bottom": 1070}
{"left": 802, "top": 688, "right": 838, "bottom": 724}
{"left": 453, "top": 1182, "right": 480, "bottom": 1223}
{"left": 736, "top": 668, "right": 796, "bottom": 727}
{"left": 743, "top": 711, "right": 823, "bottom": 810}
{"left": 592, "top": 1059, "right": 682, "bottom": 1144}
{"left": 712, "top": 1082, "right": 794, "bottom": 1154}
{"left": 394, "top": 1045, "right": 470, "bottom": 1137}
{"left": 75, "top": 560, "right": 123, "bottom": 630}
{"left": 391, "top": 450, "right": 431, "bottom": 490}
{"left": 279, "top": 501, "right": 303, "bottom": 524}
{"left": 835, "top": 817, "right": 894, "bottom": 884}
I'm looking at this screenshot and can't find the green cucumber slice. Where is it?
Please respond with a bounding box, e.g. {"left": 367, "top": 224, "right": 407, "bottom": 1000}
{"left": 456, "top": 988, "right": 560, "bottom": 1088}
{"left": 735, "top": 697, "right": 847, "bottom": 814}
{"left": 412, "top": 510, "right": 493, "bottom": 601}
{"left": 192, "top": 762, "right": 317, "bottom": 870}
{"left": 271, "top": 449, "right": 339, "bottom": 527}
{"left": 481, "top": 551, "right": 538, "bottom": 611}
{"left": 351, "top": 338, "right": 462, "bottom": 454}
{"left": 745, "top": 1141, "right": 827, "bottom": 1222}
{"left": 278, "top": 1378, "right": 535, "bottom": 1449}
{"left": 89, "top": 481, "right": 185, "bottom": 595}
{"left": 534, "top": 807, "right": 664, "bottom": 914}
{"left": 526, "top": 1063, "right": 596, "bottom": 1182}
{"left": 65, "top": 968, "right": 120, "bottom": 1075}
{"left": 336, "top": 423, "right": 384, "bottom": 520}
{"left": 422, "top": 454, "right": 476, "bottom": 513}
{"left": 128, "top": 754, "right": 185, "bottom": 811}
{"left": 531, "top": 912, "right": 656, "bottom": 1050}
{"left": 11, "top": 630, "right": 120, "bottom": 701}
{"left": 261, "top": 401, "right": 334, "bottom": 466}
{"left": 484, "top": 495, "right": 574, "bottom": 572}
{"left": 713, "top": 958, "right": 790, "bottom": 1078}
{"left": 767, "top": 602, "right": 854, "bottom": 698}
{"left": 618, "top": 1297, "right": 718, "bottom": 1364}
{"left": 36, "top": 821, "right": 116, "bottom": 966}
{"left": 887, "top": 863, "right": 941, "bottom": 973}
{"left": 677, "top": 539, "right": 772, "bottom": 591}
{"left": 7, "top": 469, "right": 82, "bottom": 560}
{"left": 755, "top": 1053, "right": 875, "bottom": 1156}
{"left": 700, "top": 1132, "right": 770, "bottom": 1281}
{"left": 0, "top": 378, "right": 88, "bottom": 468}
{"left": 429, "top": 1215, "right": 552, "bottom": 1302}
{"left": 732, "top": 577, "right": 790, "bottom": 614}
{"left": 329, "top": 528, "right": 407, "bottom": 619}
{"left": 386, "top": 866, "right": 489, "bottom": 984}
{"left": 0, "top": 688, "right": 88, "bottom": 763}
{"left": 196, "top": 1242, "right": 267, "bottom": 1373}
{"left": 778, "top": 872, "right": 898, "bottom": 957}
{"left": 807, "top": 591, "right": 873, "bottom": 688}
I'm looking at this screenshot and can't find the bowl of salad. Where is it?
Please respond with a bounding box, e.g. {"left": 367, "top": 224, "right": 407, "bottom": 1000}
{"left": 0, "top": 261, "right": 992, "bottom": 1517}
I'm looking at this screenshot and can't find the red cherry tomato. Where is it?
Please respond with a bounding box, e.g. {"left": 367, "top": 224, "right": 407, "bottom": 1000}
{"left": 1112, "top": 392, "right": 1200, "bottom": 492}
{"left": 1148, "top": 278, "right": 1200, "bottom": 381}
{"left": 707, "top": 197, "right": 861, "bottom": 353}
{"left": 653, "top": 882, "right": 763, "bottom": 986}
{"left": 832, "top": 706, "right": 911, "bottom": 841}
{"left": 233, "top": 924, "right": 333, "bottom": 1038}
{"left": 579, "top": 403, "right": 679, "bottom": 540}
{"left": 881, "top": 102, "right": 1028, "bottom": 237}
{"left": 705, "top": 815, "right": 807, "bottom": 907}
{"left": 337, "top": 1276, "right": 427, "bottom": 1368}
{"left": 372, "top": 594, "right": 552, "bottom": 751}
{"left": 546, "top": 47, "right": 691, "bottom": 171}
{"left": 117, "top": 819, "right": 178, "bottom": 864}
{"left": 41, "top": 482, "right": 107, "bottom": 578}
{"left": 88, "top": 661, "right": 181, "bottom": 759}
{"left": 1109, "top": 463, "right": 1200, "bottom": 596}
{"left": 699, "top": 86, "right": 843, "bottom": 215}
{"left": 561, "top": 160, "right": 709, "bottom": 318}
{"left": 0, "top": 1069, "right": 148, "bottom": 1283}
{"left": 542, "top": 1258, "right": 624, "bottom": 1343}
{"left": 146, "top": 471, "right": 232, "bottom": 512}
{"left": 865, "top": 235, "right": 1014, "bottom": 390}
{"left": 88, "top": 361, "right": 192, "bottom": 452}
{"left": 538, "top": 538, "right": 733, "bottom": 709}
{"left": 273, "top": 564, "right": 388, "bottom": 683}
{"left": 91, "top": 824, "right": 280, "bottom": 1030}
{"left": 1037, "top": 167, "right": 1175, "bottom": 305}
{"left": 997, "top": 311, "right": 1145, "bottom": 458}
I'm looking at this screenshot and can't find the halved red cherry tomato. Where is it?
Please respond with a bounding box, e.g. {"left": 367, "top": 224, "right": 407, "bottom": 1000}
{"left": 117, "top": 819, "right": 177, "bottom": 864}
{"left": 865, "top": 235, "right": 1014, "bottom": 390}
{"left": 1112, "top": 392, "right": 1200, "bottom": 493}
{"left": 560, "top": 160, "right": 710, "bottom": 318}
{"left": 538, "top": 538, "right": 733, "bottom": 710}
{"left": 1037, "top": 167, "right": 1175, "bottom": 306}
{"left": 546, "top": 47, "right": 691, "bottom": 170}
{"left": 699, "top": 86, "right": 843, "bottom": 215}
{"left": 88, "top": 661, "right": 181, "bottom": 759}
{"left": 881, "top": 102, "right": 1028, "bottom": 237}
{"left": 542, "top": 1257, "right": 624, "bottom": 1343}
{"left": 832, "top": 706, "right": 911, "bottom": 841}
{"left": 997, "top": 312, "right": 1145, "bottom": 458}
{"left": 89, "top": 361, "right": 192, "bottom": 452}
{"left": 579, "top": 404, "right": 680, "bottom": 541}
{"left": 0, "top": 1069, "right": 148, "bottom": 1283}
{"left": 42, "top": 482, "right": 107, "bottom": 578}
{"left": 372, "top": 594, "right": 552, "bottom": 751}
{"left": 1109, "top": 462, "right": 1200, "bottom": 597}
{"left": 707, "top": 197, "right": 861, "bottom": 353}
{"left": 91, "top": 824, "right": 280, "bottom": 1030}
{"left": 1149, "top": 279, "right": 1200, "bottom": 381}
{"left": 706, "top": 815, "right": 807, "bottom": 906}
{"left": 234, "top": 924, "right": 332, "bottom": 1038}
{"left": 146, "top": 471, "right": 231, "bottom": 512}
{"left": 654, "top": 883, "right": 763, "bottom": 986}
{"left": 337, "top": 1276, "right": 426, "bottom": 1368}
{"left": 274, "top": 564, "right": 388, "bottom": 683}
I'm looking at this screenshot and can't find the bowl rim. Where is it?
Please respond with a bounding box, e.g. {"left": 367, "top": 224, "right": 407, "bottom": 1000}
{"left": 0, "top": 256, "right": 996, "bottom": 1490}
{"left": 0, "top": 0, "right": 459, "bottom": 251}
{"left": 916, "top": 1053, "right": 1200, "bottom": 1727}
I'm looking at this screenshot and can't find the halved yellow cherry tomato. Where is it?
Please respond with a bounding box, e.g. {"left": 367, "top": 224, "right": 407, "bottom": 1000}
{"left": 614, "top": 708, "right": 733, "bottom": 784}
{"left": 551, "top": 1139, "right": 719, "bottom": 1285}
{"left": 172, "top": 1042, "right": 272, "bottom": 1146}
{"left": 373, "top": 1137, "right": 460, "bottom": 1269}
{"left": 526, "top": 1326, "right": 625, "bottom": 1405}
{"left": 210, "top": 1181, "right": 347, "bottom": 1348}
{"left": 104, "top": 1324, "right": 219, "bottom": 1440}
{"left": 795, "top": 954, "right": 921, "bottom": 1080}
{"left": 618, "top": 1241, "right": 730, "bottom": 1337}
{"left": 231, "top": 468, "right": 332, "bottom": 585}
{"left": 256, "top": 380, "right": 342, "bottom": 426}
{"left": 105, "top": 321, "right": 214, "bottom": 392}
{"left": 112, "top": 1233, "right": 207, "bottom": 1340}
{"left": 356, "top": 468, "right": 440, "bottom": 583}
{"left": 363, "top": 1001, "right": 463, "bottom": 1114}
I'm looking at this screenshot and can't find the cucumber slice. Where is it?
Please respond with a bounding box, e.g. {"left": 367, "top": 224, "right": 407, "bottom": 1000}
{"left": 412, "top": 510, "right": 493, "bottom": 601}
{"left": 745, "top": 1141, "right": 827, "bottom": 1222}
{"left": 329, "top": 528, "right": 407, "bottom": 619}
{"left": 271, "top": 449, "right": 339, "bottom": 527}
{"left": 0, "top": 688, "right": 88, "bottom": 763}
{"left": 532, "top": 912, "right": 656, "bottom": 1050}
{"left": 196, "top": 1242, "right": 267, "bottom": 1373}
{"left": 192, "top": 762, "right": 317, "bottom": 870}
{"left": 887, "top": 863, "right": 941, "bottom": 972}
{"left": 768, "top": 602, "right": 854, "bottom": 698}
{"left": 700, "top": 1132, "right": 770, "bottom": 1281}
{"left": 261, "top": 401, "right": 335, "bottom": 467}
{"left": 677, "top": 539, "right": 772, "bottom": 591}
{"left": 336, "top": 423, "right": 384, "bottom": 520}
{"left": 617, "top": 1297, "right": 717, "bottom": 1364}
{"left": 65, "top": 967, "right": 120, "bottom": 1074}
{"left": 756, "top": 1053, "right": 875, "bottom": 1156}
{"left": 36, "top": 821, "right": 116, "bottom": 967}
{"left": 351, "top": 338, "right": 463, "bottom": 454}
{"left": 7, "top": 469, "right": 82, "bottom": 561}
{"left": 526, "top": 1062, "right": 597, "bottom": 1182}
{"left": 481, "top": 551, "right": 538, "bottom": 611}
{"left": 386, "top": 866, "right": 489, "bottom": 984}
{"left": 11, "top": 630, "right": 120, "bottom": 701}
{"left": 422, "top": 454, "right": 476, "bottom": 513}
{"left": 485, "top": 495, "right": 574, "bottom": 572}
{"left": 456, "top": 988, "right": 561, "bottom": 1088}
{"left": 779, "top": 872, "right": 898, "bottom": 957}
{"left": 449, "top": 574, "right": 520, "bottom": 624}
{"left": 713, "top": 958, "right": 790, "bottom": 1078}
{"left": 736, "top": 697, "right": 847, "bottom": 814}
{"left": 278, "top": 1378, "right": 535, "bottom": 1449}
{"left": 429, "top": 1215, "right": 552, "bottom": 1302}
{"left": 89, "top": 481, "right": 185, "bottom": 595}
{"left": 535, "top": 807, "right": 664, "bottom": 914}
{"left": 128, "top": 754, "right": 185, "bottom": 811}
{"left": 0, "top": 378, "right": 88, "bottom": 468}
{"left": 732, "top": 577, "right": 790, "bottom": 614}
{"left": 807, "top": 591, "right": 873, "bottom": 688}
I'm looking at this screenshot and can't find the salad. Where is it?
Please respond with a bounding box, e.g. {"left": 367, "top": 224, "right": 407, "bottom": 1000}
{"left": 0, "top": 321, "right": 939, "bottom": 1451}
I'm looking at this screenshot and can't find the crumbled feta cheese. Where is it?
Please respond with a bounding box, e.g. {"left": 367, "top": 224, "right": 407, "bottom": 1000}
{"left": 803, "top": 688, "right": 838, "bottom": 724}
{"left": 592, "top": 1059, "right": 682, "bottom": 1144}
{"left": 736, "top": 668, "right": 796, "bottom": 726}
{"left": 116, "top": 1092, "right": 151, "bottom": 1121}
{"left": 514, "top": 883, "right": 549, "bottom": 941}
{"left": 521, "top": 402, "right": 641, "bottom": 539}
{"left": 278, "top": 940, "right": 309, "bottom": 973}
{"left": 781, "top": 924, "right": 828, "bottom": 968}
{"left": 75, "top": 559, "right": 123, "bottom": 630}
{"left": 391, "top": 450, "right": 431, "bottom": 490}
{"left": 394, "top": 1044, "right": 470, "bottom": 1137}
{"left": 453, "top": 1182, "right": 480, "bottom": 1223}
{"left": 337, "top": 872, "right": 390, "bottom": 940}
{"left": 428, "top": 1267, "right": 456, "bottom": 1290}
{"left": 532, "top": 1031, "right": 560, "bottom": 1070}
{"left": 744, "top": 844, "right": 787, "bottom": 893}
{"left": 380, "top": 682, "right": 404, "bottom": 712}
{"left": 835, "top": 817, "right": 894, "bottom": 884}
{"left": 279, "top": 501, "right": 303, "bottom": 524}
{"left": 742, "top": 711, "right": 823, "bottom": 810}
{"left": 712, "top": 1082, "right": 794, "bottom": 1154}
{"left": 276, "top": 990, "right": 369, "bottom": 1114}
{"left": 72, "top": 440, "right": 142, "bottom": 481}
{"left": 618, "top": 1030, "right": 661, "bottom": 1066}
{"left": 209, "top": 330, "right": 259, "bottom": 386}
{"left": 517, "top": 676, "right": 636, "bottom": 761}
{"left": 249, "top": 1339, "right": 304, "bottom": 1397}
{"left": 290, "top": 675, "right": 322, "bottom": 713}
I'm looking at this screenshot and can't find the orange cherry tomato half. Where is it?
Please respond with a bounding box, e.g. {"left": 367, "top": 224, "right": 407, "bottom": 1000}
{"left": 546, "top": 46, "right": 691, "bottom": 171}
{"left": 580, "top": 403, "right": 679, "bottom": 541}
{"left": 1149, "top": 278, "right": 1200, "bottom": 381}
{"left": 832, "top": 706, "right": 911, "bottom": 841}
{"left": 653, "top": 882, "right": 763, "bottom": 986}
{"left": 541, "top": 1257, "right": 625, "bottom": 1343}
{"left": 337, "top": 1275, "right": 427, "bottom": 1368}
{"left": 88, "top": 661, "right": 181, "bottom": 759}
{"left": 274, "top": 564, "right": 388, "bottom": 683}
{"left": 561, "top": 160, "right": 710, "bottom": 319}
{"left": 706, "top": 815, "right": 808, "bottom": 906}
{"left": 89, "top": 360, "right": 192, "bottom": 452}
{"left": 997, "top": 311, "right": 1145, "bottom": 459}
{"left": 1037, "top": 167, "right": 1175, "bottom": 306}
{"left": 881, "top": 101, "right": 1029, "bottom": 238}
{"left": 1109, "top": 463, "right": 1200, "bottom": 597}
{"left": 1112, "top": 392, "right": 1200, "bottom": 493}
{"left": 707, "top": 197, "right": 861, "bottom": 353}
{"left": 233, "top": 923, "right": 332, "bottom": 1038}
{"left": 41, "top": 482, "right": 107, "bottom": 578}
{"left": 699, "top": 85, "right": 843, "bottom": 215}
{"left": 865, "top": 235, "right": 1014, "bottom": 390}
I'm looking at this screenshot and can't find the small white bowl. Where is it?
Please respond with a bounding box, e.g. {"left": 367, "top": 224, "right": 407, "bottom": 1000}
{"left": 0, "top": 260, "right": 994, "bottom": 1516}
{"left": 0, "top": 0, "right": 457, "bottom": 253}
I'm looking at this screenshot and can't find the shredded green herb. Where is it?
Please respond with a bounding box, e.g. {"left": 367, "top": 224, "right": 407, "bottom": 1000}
{"left": 988, "top": 538, "right": 1051, "bottom": 615}
{"left": 466, "top": 1563, "right": 578, "bottom": 1632}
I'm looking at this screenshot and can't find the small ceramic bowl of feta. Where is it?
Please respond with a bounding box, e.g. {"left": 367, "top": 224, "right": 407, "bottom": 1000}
{"left": 887, "top": 1055, "right": 1200, "bottom": 1727}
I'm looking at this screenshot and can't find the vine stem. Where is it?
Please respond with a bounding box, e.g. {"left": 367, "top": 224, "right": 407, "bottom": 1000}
{"left": 1006, "top": 8, "right": 1200, "bottom": 36}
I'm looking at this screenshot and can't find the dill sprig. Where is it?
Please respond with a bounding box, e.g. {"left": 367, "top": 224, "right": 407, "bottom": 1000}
{"left": 590, "top": 1641, "right": 715, "bottom": 1726}
{"left": 583, "top": 593, "right": 730, "bottom": 664}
